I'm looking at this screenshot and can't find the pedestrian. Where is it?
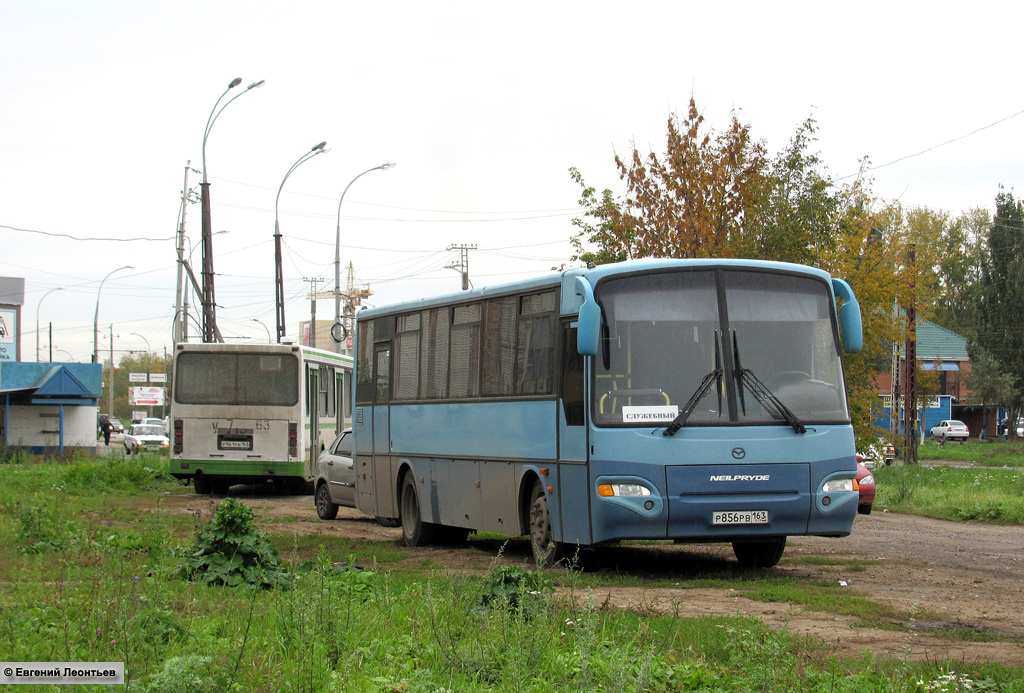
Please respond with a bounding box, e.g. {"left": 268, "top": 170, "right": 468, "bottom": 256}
{"left": 100, "top": 416, "right": 112, "bottom": 446}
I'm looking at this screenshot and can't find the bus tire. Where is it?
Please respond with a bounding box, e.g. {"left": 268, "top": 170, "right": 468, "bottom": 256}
{"left": 732, "top": 537, "right": 786, "bottom": 568}
{"left": 193, "top": 475, "right": 212, "bottom": 494}
{"left": 400, "top": 474, "right": 440, "bottom": 547}
{"left": 529, "top": 480, "right": 565, "bottom": 568}
{"left": 315, "top": 482, "right": 339, "bottom": 520}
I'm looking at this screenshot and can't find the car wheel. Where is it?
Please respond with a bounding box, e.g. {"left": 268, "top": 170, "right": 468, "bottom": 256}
{"left": 315, "top": 482, "right": 338, "bottom": 520}
{"left": 193, "top": 475, "right": 212, "bottom": 494}
{"left": 858, "top": 503, "right": 872, "bottom": 515}
{"left": 732, "top": 537, "right": 786, "bottom": 568}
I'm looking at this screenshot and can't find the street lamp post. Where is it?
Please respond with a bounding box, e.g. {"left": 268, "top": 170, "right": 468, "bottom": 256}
{"left": 93, "top": 266, "right": 134, "bottom": 364}
{"left": 251, "top": 318, "right": 271, "bottom": 343}
{"left": 334, "top": 163, "right": 395, "bottom": 353}
{"left": 200, "top": 77, "right": 264, "bottom": 343}
{"left": 36, "top": 286, "right": 64, "bottom": 362}
{"left": 274, "top": 141, "right": 328, "bottom": 342}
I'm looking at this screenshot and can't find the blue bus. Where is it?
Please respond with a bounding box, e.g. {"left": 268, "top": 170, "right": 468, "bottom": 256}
{"left": 353, "top": 259, "right": 863, "bottom": 568}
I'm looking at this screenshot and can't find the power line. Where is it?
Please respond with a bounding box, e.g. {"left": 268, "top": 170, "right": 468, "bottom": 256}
{"left": 837, "top": 105, "right": 1024, "bottom": 181}
{"left": 0, "top": 223, "right": 174, "bottom": 242}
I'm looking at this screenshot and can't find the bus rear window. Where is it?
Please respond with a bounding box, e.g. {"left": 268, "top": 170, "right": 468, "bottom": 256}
{"left": 175, "top": 352, "right": 299, "bottom": 406}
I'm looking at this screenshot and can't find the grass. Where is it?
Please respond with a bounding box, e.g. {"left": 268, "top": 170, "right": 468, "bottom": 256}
{"left": 874, "top": 464, "right": 1024, "bottom": 523}
{"left": 1, "top": 453, "right": 1024, "bottom": 691}
{"left": 917, "top": 437, "right": 1024, "bottom": 467}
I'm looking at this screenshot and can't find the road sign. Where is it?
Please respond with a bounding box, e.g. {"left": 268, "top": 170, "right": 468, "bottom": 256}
{"left": 129, "top": 372, "right": 147, "bottom": 382}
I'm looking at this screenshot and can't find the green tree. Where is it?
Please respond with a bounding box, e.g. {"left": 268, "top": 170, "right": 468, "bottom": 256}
{"left": 974, "top": 186, "right": 1024, "bottom": 432}
{"left": 570, "top": 97, "right": 769, "bottom": 261}
{"left": 932, "top": 207, "right": 990, "bottom": 340}
{"left": 102, "top": 351, "right": 170, "bottom": 423}
{"left": 963, "top": 347, "right": 1017, "bottom": 437}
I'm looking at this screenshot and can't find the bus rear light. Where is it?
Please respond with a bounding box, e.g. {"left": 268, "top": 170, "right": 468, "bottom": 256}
{"left": 173, "top": 418, "right": 183, "bottom": 454}
{"left": 288, "top": 422, "right": 297, "bottom": 457}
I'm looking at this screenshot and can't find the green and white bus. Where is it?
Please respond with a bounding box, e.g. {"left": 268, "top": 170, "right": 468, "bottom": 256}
{"left": 169, "top": 342, "right": 352, "bottom": 494}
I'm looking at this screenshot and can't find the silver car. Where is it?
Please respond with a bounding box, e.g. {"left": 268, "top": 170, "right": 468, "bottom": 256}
{"left": 124, "top": 423, "right": 170, "bottom": 454}
{"left": 930, "top": 419, "right": 969, "bottom": 444}
{"left": 314, "top": 429, "right": 355, "bottom": 519}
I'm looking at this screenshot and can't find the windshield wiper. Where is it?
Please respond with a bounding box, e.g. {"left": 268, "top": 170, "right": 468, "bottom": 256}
{"left": 664, "top": 331, "right": 722, "bottom": 437}
{"left": 732, "top": 332, "right": 806, "bottom": 434}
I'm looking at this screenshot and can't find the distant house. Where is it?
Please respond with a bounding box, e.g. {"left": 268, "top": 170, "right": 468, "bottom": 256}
{"left": 873, "top": 319, "right": 999, "bottom": 439}
{"left": 1, "top": 361, "right": 103, "bottom": 455}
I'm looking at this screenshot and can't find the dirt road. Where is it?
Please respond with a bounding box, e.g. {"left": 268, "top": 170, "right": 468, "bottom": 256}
{"left": 159, "top": 488, "right": 1024, "bottom": 664}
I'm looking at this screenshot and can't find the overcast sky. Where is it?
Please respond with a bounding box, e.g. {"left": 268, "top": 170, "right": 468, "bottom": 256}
{"left": 2, "top": 1, "right": 1022, "bottom": 363}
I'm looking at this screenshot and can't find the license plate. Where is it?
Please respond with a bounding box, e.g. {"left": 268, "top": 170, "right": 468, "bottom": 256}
{"left": 712, "top": 510, "right": 768, "bottom": 525}
{"left": 219, "top": 439, "right": 252, "bottom": 450}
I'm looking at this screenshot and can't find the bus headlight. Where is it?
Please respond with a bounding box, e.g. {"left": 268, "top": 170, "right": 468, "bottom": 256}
{"left": 821, "top": 478, "right": 855, "bottom": 493}
{"left": 598, "top": 483, "right": 652, "bottom": 497}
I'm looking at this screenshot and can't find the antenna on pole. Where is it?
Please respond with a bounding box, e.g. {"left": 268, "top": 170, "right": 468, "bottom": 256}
{"left": 445, "top": 244, "right": 478, "bottom": 290}
{"left": 302, "top": 276, "right": 325, "bottom": 348}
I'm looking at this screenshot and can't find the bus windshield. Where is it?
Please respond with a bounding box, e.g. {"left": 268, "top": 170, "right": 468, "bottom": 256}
{"left": 593, "top": 269, "right": 849, "bottom": 428}
{"left": 175, "top": 351, "right": 299, "bottom": 406}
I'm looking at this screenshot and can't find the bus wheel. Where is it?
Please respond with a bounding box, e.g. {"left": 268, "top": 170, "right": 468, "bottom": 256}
{"left": 193, "top": 475, "right": 212, "bottom": 494}
{"left": 400, "top": 474, "right": 439, "bottom": 547}
{"left": 732, "top": 537, "right": 786, "bottom": 568}
{"left": 315, "top": 482, "right": 338, "bottom": 520}
{"left": 529, "top": 481, "right": 565, "bottom": 568}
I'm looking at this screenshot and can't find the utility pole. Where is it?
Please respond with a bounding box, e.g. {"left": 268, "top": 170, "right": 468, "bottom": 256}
{"left": 173, "top": 161, "right": 190, "bottom": 345}
{"left": 903, "top": 245, "right": 918, "bottom": 465}
{"left": 303, "top": 277, "right": 325, "bottom": 348}
{"left": 330, "top": 262, "right": 371, "bottom": 354}
{"left": 446, "top": 243, "right": 477, "bottom": 291}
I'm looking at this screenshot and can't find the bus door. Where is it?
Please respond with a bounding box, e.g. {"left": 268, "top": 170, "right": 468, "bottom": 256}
{"left": 558, "top": 324, "right": 591, "bottom": 546}
{"left": 306, "top": 365, "right": 320, "bottom": 479}
{"left": 372, "top": 344, "right": 397, "bottom": 518}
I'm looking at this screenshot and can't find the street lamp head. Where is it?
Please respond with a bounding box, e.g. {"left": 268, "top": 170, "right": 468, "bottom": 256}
{"left": 381, "top": 162, "right": 397, "bottom": 170}
{"left": 312, "top": 141, "right": 328, "bottom": 152}
{"left": 228, "top": 77, "right": 243, "bottom": 89}
{"left": 247, "top": 80, "right": 265, "bottom": 90}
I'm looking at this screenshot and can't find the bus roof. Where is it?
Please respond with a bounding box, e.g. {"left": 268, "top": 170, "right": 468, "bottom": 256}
{"left": 173, "top": 341, "right": 353, "bottom": 366}
{"left": 357, "top": 258, "right": 837, "bottom": 319}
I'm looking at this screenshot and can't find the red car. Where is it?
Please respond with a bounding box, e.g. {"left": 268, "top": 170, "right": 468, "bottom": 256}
{"left": 855, "top": 461, "right": 876, "bottom": 515}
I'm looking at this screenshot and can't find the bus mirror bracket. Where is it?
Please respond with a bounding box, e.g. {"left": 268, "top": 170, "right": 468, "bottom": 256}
{"left": 575, "top": 277, "right": 600, "bottom": 356}
{"left": 831, "top": 278, "right": 863, "bottom": 354}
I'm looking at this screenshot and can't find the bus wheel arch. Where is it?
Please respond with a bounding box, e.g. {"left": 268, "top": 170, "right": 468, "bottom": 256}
{"left": 528, "top": 478, "right": 565, "bottom": 568}
{"left": 399, "top": 471, "right": 440, "bottom": 547}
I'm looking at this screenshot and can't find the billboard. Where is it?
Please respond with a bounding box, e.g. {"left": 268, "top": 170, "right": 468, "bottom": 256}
{"left": 0, "top": 308, "right": 16, "bottom": 361}
{"left": 132, "top": 387, "right": 165, "bottom": 406}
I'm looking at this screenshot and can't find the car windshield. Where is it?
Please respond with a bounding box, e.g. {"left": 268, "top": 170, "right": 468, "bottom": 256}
{"left": 593, "top": 268, "right": 849, "bottom": 428}
{"left": 134, "top": 425, "right": 163, "bottom": 436}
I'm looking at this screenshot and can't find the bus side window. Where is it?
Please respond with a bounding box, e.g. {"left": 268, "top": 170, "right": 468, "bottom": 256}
{"left": 562, "top": 325, "right": 585, "bottom": 426}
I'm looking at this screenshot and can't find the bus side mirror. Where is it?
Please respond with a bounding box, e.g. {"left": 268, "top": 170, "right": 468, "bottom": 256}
{"left": 575, "top": 277, "right": 600, "bottom": 356}
{"left": 832, "top": 278, "right": 863, "bottom": 354}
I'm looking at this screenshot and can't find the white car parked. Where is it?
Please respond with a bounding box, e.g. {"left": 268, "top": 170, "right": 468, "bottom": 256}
{"left": 929, "top": 419, "right": 969, "bottom": 444}
{"left": 124, "top": 423, "right": 170, "bottom": 455}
